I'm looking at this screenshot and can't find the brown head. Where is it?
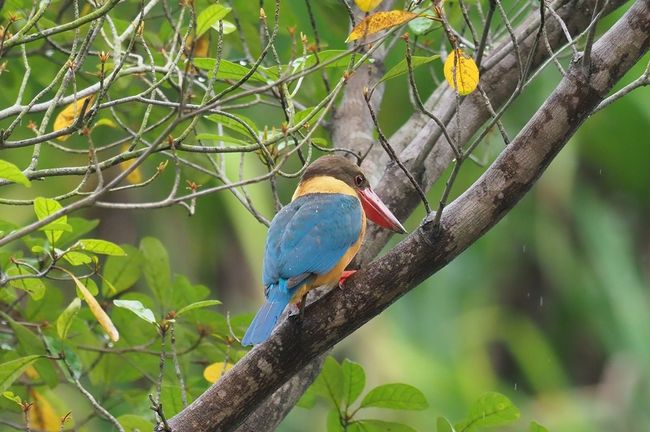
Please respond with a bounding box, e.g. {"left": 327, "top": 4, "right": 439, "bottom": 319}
{"left": 297, "top": 155, "right": 407, "bottom": 234}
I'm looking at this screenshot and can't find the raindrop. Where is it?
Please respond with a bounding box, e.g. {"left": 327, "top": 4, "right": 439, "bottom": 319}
{"left": 45, "top": 49, "right": 54, "bottom": 57}
{"left": 197, "top": 76, "right": 206, "bottom": 83}
{"left": 514, "top": 383, "right": 518, "bottom": 391}
{"left": 239, "top": 60, "right": 247, "bottom": 66}
{"left": 599, "top": 169, "right": 602, "bottom": 175}
{"left": 539, "top": 296, "right": 544, "bottom": 307}
{"left": 522, "top": 244, "right": 527, "bottom": 254}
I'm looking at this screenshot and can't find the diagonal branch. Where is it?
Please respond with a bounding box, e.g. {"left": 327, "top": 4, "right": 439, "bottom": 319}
{"left": 166, "top": 2, "right": 649, "bottom": 431}
{"left": 357, "top": 0, "right": 629, "bottom": 263}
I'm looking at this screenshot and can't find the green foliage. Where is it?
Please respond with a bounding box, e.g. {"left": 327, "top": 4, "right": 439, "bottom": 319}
{"left": 455, "top": 392, "right": 520, "bottom": 432}
{"left": 176, "top": 300, "right": 222, "bottom": 316}
{"left": 303, "top": 359, "right": 551, "bottom": 432}
{"left": 0, "top": 159, "right": 31, "bottom": 187}
{"left": 304, "top": 357, "right": 427, "bottom": 431}
{"left": 193, "top": 58, "right": 270, "bottom": 83}
{"left": 33, "top": 197, "right": 67, "bottom": 246}
{"left": 195, "top": 4, "right": 232, "bottom": 37}
{"left": 378, "top": 55, "right": 440, "bottom": 85}
{"left": 140, "top": 236, "right": 173, "bottom": 308}
{"left": 360, "top": 384, "right": 429, "bottom": 410}
{"left": 56, "top": 297, "right": 81, "bottom": 339}
{"left": 0, "top": 218, "right": 247, "bottom": 428}
{"left": 0, "top": 355, "right": 44, "bottom": 393}
{"left": 113, "top": 299, "right": 157, "bottom": 324}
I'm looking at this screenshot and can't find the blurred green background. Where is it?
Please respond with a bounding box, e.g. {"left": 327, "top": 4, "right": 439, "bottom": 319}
{"left": 1, "top": 0, "right": 648, "bottom": 431}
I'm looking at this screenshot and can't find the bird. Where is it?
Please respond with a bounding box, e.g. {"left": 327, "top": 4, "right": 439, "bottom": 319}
{"left": 241, "top": 155, "right": 406, "bottom": 346}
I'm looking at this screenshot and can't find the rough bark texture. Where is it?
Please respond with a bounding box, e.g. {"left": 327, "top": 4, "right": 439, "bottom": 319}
{"left": 358, "top": 0, "right": 630, "bottom": 263}
{"left": 165, "top": 2, "right": 649, "bottom": 431}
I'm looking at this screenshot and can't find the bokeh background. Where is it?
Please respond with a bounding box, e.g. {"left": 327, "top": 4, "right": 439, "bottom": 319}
{"left": 1, "top": 0, "right": 648, "bottom": 431}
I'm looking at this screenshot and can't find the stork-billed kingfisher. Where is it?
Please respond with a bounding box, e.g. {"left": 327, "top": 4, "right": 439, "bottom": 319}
{"left": 241, "top": 155, "right": 406, "bottom": 346}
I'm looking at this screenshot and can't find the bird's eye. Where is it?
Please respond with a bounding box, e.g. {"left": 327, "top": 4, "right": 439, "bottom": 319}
{"left": 354, "top": 175, "right": 364, "bottom": 187}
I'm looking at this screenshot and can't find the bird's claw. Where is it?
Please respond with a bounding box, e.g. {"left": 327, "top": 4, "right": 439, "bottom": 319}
{"left": 288, "top": 297, "right": 305, "bottom": 322}
{"left": 338, "top": 270, "right": 357, "bottom": 288}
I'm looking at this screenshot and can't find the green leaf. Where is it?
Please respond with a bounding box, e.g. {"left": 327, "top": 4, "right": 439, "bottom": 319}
{"left": 310, "top": 137, "right": 330, "bottom": 148}
{"left": 205, "top": 112, "right": 259, "bottom": 138}
{"left": 290, "top": 50, "right": 356, "bottom": 70}
{"left": 78, "top": 239, "right": 126, "bottom": 256}
{"left": 342, "top": 359, "right": 365, "bottom": 407}
{"left": 5, "top": 266, "right": 46, "bottom": 300}
{"left": 312, "top": 356, "right": 344, "bottom": 405}
{"left": 38, "top": 222, "right": 72, "bottom": 233}
{"left": 195, "top": 133, "right": 249, "bottom": 146}
{"left": 176, "top": 300, "right": 221, "bottom": 317}
{"left": 0, "top": 159, "right": 31, "bottom": 187}
{"left": 455, "top": 392, "right": 520, "bottom": 432}
{"left": 1, "top": 313, "right": 58, "bottom": 387}
{"left": 360, "top": 384, "right": 428, "bottom": 410}
{"left": 437, "top": 417, "right": 456, "bottom": 432}
{"left": 118, "top": 414, "right": 154, "bottom": 431}
{"left": 193, "top": 58, "right": 268, "bottom": 83}
{"left": 408, "top": 8, "right": 438, "bottom": 35}
{"left": 57, "top": 217, "right": 100, "bottom": 246}
{"left": 160, "top": 384, "right": 185, "bottom": 417}
{"left": 196, "top": 4, "right": 231, "bottom": 37}
{"left": 293, "top": 106, "right": 325, "bottom": 126}
{"left": 113, "top": 299, "right": 157, "bottom": 324}
{"left": 211, "top": 19, "right": 236, "bottom": 35}
{"left": 2, "top": 390, "right": 22, "bottom": 405}
{"left": 33, "top": 197, "right": 66, "bottom": 245}
{"left": 0, "top": 355, "right": 44, "bottom": 393}
{"left": 102, "top": 245, "right": 142, "bottom": 295}
{"left": 43, "top": 336, "right": 83, "bottom": 379}
{"left": 94, "top": 118, "right": 118, "bottom": 128}
{"left": 349, "top": 420, "right": 417, "bottom": 432}
{"left": 57, "top": 297, "right": 81, "bottom": 339}
{"left": 171, "top": 275, "right": 210, "bottom": 308}
{"left": 140, "top": 237, "right": 172, "bottom": 306}
{"left": 296, "top": 386, "right": 317, "bottom": 409}
{"left": 529, "top": 421, "right": 549, "bottom": 432}
{"left": 326, "top": 408, "right": 344, "bottom": 432}
{"left": 62, "top": 251, "right": 93, "bottom": 266}
{"left": 378, "top": 54, "right": 440, "bottom": 85}
{"left": 0, "top": 219, "right": 16, "bottom": 238}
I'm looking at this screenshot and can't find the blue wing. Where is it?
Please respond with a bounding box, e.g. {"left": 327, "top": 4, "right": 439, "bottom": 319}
{"left": 263, "top": 193, "right": 362, "bottom": 294}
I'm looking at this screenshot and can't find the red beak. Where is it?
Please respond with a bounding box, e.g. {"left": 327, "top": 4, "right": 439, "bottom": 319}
{"left": 357, "top": 188, "right": 407, "bottom": 234}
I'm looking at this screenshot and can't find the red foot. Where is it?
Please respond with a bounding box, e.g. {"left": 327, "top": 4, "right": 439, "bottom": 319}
{"left": 288, "top": 297, "right": 305, "bottom": 319}
{"left": 338, "top": 270, "right": 357, "bottom": 288}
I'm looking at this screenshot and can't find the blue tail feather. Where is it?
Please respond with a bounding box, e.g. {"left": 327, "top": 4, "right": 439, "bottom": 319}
{"left": 242, "top": 284, "right": 292, "bottom": 346}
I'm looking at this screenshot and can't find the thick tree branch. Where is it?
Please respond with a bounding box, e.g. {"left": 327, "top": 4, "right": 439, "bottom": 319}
{"left": 166, "top": 2, "right": 649, "bottom": 431}
{"left": 359, "top": 0, "right": 629, "bottom": 263}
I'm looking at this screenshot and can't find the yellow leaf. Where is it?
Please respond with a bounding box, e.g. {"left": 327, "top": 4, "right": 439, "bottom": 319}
{"left": 119, "top": 144, "right": 143, "bottom": 184}
{"left": 29, "top": 390, "right": 60, "bottom": 432}
{"left": 24, "top": 366, "right": 39, "bottom": 380}
{"left": 354, "top": 0, "right": 383, "bottom": 12}
{"left": 193, "top": 35, "right": 210, "bottom": 58}
{"left": 69, "top": 272, "right": 119, "bottom": 342}
{"left": 346, "top": 10, "right": 418, "bottom": 42}
{"left": 203, "top": 362, "right": 234, "bottom": 383}
{"left": 53, "top": 95, "right": 94, "bottom": 141}
{"left": 185, "top": 34, "right": 209, "bottom": 59}
{"left": 443, "top": 49, "right": 479, "bottom": 96}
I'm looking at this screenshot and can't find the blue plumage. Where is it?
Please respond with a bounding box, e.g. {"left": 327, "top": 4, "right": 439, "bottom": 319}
{"left": 242, "top": 194, "right": 362, "bottom": 346}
